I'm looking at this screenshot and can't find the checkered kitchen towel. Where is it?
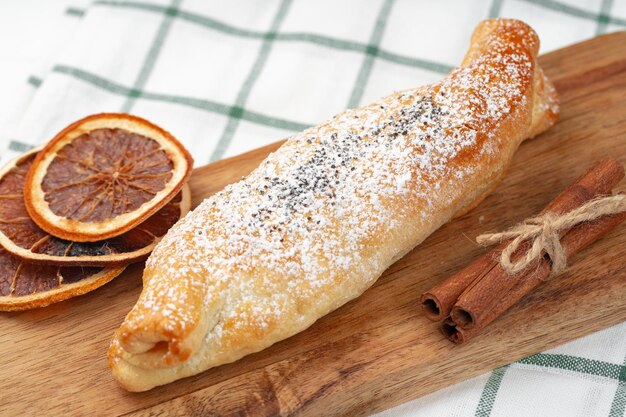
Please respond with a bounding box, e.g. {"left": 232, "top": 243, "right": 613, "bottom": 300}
{"left": 2, "top": 1, "right": 626, "bottom": 416}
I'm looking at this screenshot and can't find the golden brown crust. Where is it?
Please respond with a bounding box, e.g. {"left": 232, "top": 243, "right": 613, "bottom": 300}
{"left": 109, "top": 19, "right": 559, "bottom": 391}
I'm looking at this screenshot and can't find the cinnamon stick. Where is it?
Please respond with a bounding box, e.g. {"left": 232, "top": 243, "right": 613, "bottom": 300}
{"left": 442, "top": 210, "right": 626, "bottom": 343}
{"left": 420, "top": 157, "right": 624, "bottom": 322}
{"left": 420, "top": 252, "right": 499, "bottom": 321}
{"left": 449, "top": 158, "right": 624, "bottom": 330}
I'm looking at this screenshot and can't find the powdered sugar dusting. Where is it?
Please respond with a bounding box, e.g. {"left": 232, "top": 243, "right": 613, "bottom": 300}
{"left": 119, "top": 21, "right": 543, "bottom": 357}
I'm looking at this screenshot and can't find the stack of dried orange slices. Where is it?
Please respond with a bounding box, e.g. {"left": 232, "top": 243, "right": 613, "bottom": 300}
{"left": 0, "top": 113, "right": 193, "bottom": 311}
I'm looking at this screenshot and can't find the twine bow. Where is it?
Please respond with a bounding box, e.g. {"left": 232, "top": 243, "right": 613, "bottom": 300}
{"left": 476, "top": 194, "right": 626, "bottom": 278}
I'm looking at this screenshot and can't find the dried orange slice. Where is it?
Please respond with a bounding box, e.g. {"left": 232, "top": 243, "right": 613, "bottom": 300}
{"left": 0, "top": 150, "right": 191, "bottom": 266}
{"left": 24, "top": 113, "right": 193, "bottom": 242}
{"left": 0, "top": 246, "right": 125, "bottom": 311}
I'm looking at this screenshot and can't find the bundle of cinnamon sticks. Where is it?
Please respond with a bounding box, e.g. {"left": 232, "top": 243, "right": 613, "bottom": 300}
{"left": 421, "top": 158, "right": 626, "bottom": 344}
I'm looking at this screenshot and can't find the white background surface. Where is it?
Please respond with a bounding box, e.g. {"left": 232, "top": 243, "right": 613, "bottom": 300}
{"left": 0, "top": 0, "right": 78, "bottom": 152}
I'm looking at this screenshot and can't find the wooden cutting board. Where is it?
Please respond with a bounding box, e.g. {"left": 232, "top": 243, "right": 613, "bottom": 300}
{"left": 2, "top": 32, "right": 626, "bottom": 417}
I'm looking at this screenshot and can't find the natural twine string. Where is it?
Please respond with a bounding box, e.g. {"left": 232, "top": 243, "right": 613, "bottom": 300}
{"left": 476, "top": 194, "right": 626, "bottom": 278}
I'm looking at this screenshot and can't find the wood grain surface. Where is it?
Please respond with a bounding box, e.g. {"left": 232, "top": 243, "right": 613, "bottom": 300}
{"left": 1, "top": 32, "right": 626, "bottom": 417}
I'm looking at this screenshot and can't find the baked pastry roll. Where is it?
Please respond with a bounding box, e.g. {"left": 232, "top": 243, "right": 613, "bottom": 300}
{"left": 109, "top": 19, "right": 559, "bottom": 391}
